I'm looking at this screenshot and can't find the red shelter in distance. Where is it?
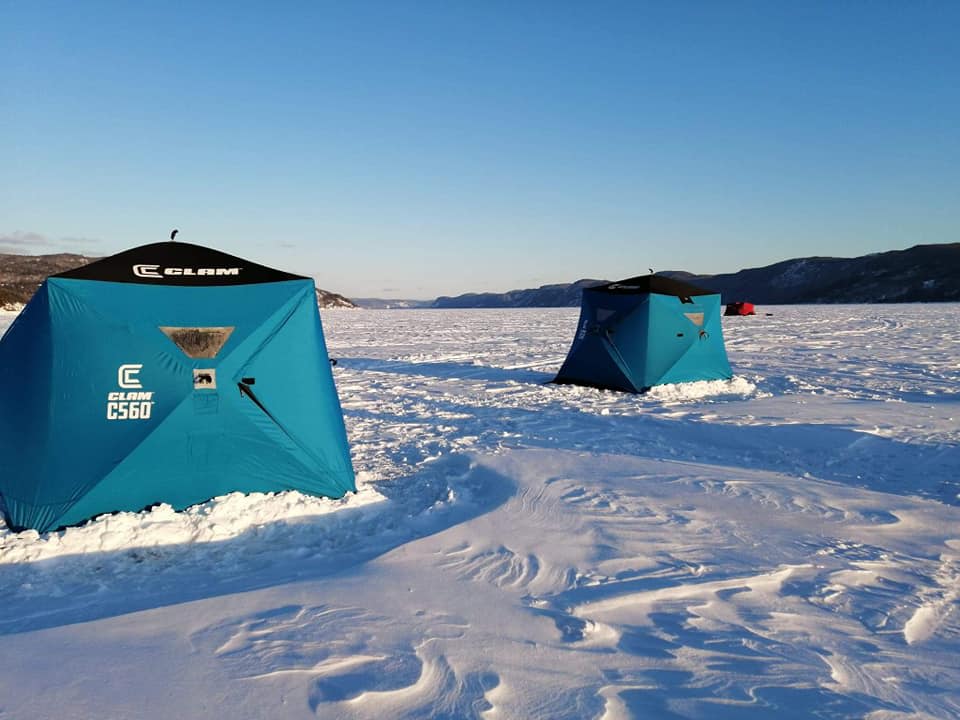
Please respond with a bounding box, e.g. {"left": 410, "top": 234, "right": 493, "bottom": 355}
{"left": 724, "top": 301, "right": 756, "bottom": 316}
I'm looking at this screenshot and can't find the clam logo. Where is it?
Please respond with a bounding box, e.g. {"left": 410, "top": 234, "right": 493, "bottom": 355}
{"left": 133, "top": 264, "right": 241, "bottom": 278}
{"left": 108, "top": 364, "right": 154, "bottom": 420}
{"left": 118, "top": 363, "right": 143, "bottom": 388}
{"left": 133, "top": 264, "right": 162, "bottom": 278}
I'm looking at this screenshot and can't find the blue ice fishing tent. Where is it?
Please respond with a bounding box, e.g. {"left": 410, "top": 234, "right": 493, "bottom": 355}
{"left": 0, "top": 241, "right": 355, "bottom": 532}
{"left": 554, "top": 274, "right": 732, "bottom": 393}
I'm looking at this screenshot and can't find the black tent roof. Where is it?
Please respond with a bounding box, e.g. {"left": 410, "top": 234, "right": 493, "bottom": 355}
{"left": 588, "top": 274, "right": 715, "bottom": 298}
{"left": 54, "top": 242, "right": 307, "bottom": 286}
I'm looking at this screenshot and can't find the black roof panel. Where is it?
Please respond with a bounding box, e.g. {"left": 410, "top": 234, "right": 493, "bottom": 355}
{"left": 53, "top": 241, "right": 307, "bottom": 286}
{"left": 588, "top": 274, "right": 714, "bottom": 297}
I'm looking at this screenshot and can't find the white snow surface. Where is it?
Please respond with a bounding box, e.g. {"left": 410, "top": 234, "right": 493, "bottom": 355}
{"left": 1, "top": 305, "right": 959, "bottom": 719}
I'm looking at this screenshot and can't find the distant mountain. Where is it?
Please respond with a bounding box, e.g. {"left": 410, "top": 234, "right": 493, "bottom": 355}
{"left": 428, "top": 244, "right": 960, "bottom": 308}
{"left": 433, "top": 279, "right": 605, "bottom": 308}
{"left": 664, "top": 243, "right": 960, "bottom": 304}
{"left": 351, "top": 298, "right": 433, "bottom": 309}
{"left": 0, "top": 252, "right": 357, "bottom": 309}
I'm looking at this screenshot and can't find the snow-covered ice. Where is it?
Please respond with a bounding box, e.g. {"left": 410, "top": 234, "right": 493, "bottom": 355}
{"left": 1, "top": 304, "right": 959, "bottom": 719}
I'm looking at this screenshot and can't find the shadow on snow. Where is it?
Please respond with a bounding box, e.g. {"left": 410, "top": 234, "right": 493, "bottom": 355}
{"left": 0, "top": 454, "right": 517, "bottom": 637}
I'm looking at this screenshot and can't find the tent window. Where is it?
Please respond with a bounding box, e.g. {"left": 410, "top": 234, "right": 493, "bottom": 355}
{"left": 160, "top": 326, "right": 235, "bottom": 358}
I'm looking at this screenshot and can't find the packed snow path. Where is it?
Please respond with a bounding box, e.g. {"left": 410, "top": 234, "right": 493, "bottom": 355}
{"left": 1, "top": 305, "right": 958, "bottom": 719}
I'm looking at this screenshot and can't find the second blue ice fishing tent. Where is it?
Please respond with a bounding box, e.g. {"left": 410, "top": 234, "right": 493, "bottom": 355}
{"left": 554, "top": 274, "right": 732, "bottom": 392}
{"left": 0, "top": 241, "right": 355, "bottom": 532}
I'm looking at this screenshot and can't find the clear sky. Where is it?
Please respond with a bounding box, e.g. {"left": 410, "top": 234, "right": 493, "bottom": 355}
{"left": 2, "top": 2, "right": 958, "bottom": 299}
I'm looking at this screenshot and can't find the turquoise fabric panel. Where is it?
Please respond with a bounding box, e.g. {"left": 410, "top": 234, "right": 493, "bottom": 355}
{"left": 652, "top": 293, "right": 732, "bottom": 386}
{"left": 0, "top": 285, "right": 55, "bottom": 530}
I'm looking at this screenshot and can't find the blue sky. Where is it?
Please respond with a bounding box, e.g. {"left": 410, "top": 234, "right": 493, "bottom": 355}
{"left": 2, "top": 2, "right": 958, "bottom": 299}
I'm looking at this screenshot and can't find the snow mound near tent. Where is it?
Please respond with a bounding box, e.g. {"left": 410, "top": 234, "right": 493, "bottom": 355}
{"left": 0, "top": 487, "right": 386, "bottom": 564}
{"left": 645, "top": 374, "right": 761, "bottom": 402}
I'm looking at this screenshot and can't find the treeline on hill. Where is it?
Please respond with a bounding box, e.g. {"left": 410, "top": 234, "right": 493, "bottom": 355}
{"left": 0, "top": 253, "right": 96, "bottom": 306}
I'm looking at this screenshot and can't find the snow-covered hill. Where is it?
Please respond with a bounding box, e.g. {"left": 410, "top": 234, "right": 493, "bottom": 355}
{"left": 1, "top": 305, "right": 958, "bottom": 719}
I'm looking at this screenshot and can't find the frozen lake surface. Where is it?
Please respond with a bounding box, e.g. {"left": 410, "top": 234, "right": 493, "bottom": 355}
{"left": 1, "top": 305, "right": 959, "bottom": 719}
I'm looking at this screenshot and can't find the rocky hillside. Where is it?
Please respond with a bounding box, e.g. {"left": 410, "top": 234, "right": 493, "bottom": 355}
{"left": 315, "top": 288, "right": 357, "bottom": 309}
{"left": 0, "top": 253, "right": 96, "bottom": 308}
{"left": 0, "top": 253, "right": 356, "bottom": 309}
{"left": 429, "top": 243, "right": 960, "bottom": 308}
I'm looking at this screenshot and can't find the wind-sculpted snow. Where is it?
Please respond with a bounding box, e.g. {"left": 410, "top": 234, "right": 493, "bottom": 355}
{"left": 0, "top": 305, "right": 958, "bottom": 719}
